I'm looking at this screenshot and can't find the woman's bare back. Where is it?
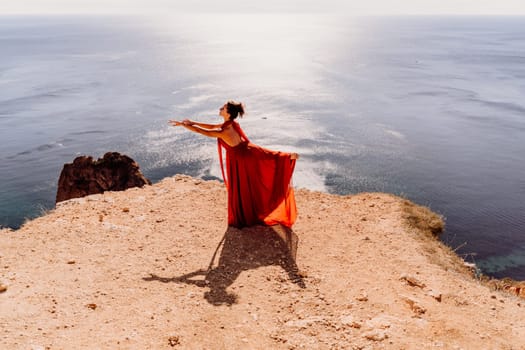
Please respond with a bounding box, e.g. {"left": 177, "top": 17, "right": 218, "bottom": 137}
{"left": 220, "top": 123, "right": 243, "bottom": 147}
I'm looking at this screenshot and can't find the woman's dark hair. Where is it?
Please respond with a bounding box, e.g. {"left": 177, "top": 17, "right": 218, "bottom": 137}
{"left": 226, "top": 100, "right": 245, "bottom": 120}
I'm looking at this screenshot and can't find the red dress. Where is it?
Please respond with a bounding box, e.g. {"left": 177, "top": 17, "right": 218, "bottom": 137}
{"left": 218, "top": 121, "right": 297, "bottom": 228}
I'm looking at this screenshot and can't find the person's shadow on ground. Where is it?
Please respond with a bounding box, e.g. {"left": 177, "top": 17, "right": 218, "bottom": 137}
{"left": 143, "top": 225, "right": 305, "bottom": 306}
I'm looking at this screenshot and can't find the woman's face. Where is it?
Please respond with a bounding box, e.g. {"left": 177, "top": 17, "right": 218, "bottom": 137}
{"left": 219, "top": 103, "right": 231, "bottom": 120}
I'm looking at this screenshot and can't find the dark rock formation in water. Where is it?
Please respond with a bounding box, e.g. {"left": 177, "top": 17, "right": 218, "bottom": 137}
{"left": 56, "top": 152, "right": 151, "bottom": 203}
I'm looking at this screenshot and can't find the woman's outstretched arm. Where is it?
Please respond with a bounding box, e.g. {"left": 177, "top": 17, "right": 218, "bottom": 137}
{"left": 169, "top": 119, "right": 223, "bottom": 138}
{"left": 169, "top": 119, "right": 221, "bottom": 130}
{"left": 184, "top": 119, "right": 223, "bottom": 129}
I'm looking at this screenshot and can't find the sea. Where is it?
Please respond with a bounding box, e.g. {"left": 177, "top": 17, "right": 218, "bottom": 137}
{"left": 1, "top": 14, "right": 524, "bottom": 280}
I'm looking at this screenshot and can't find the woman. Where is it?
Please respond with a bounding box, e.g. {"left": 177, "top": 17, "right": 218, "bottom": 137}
{"left": 169, "top": 100, "right": 298, "bottom": 228}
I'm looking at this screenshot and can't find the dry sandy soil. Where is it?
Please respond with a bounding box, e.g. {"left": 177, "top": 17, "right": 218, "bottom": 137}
{"left": 1, "top": 175, "right": 524, "bottom": 349}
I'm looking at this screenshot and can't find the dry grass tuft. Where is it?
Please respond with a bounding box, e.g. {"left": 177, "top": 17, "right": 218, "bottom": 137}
{"left": 400, "top": 199, "right": 473, "bottom": 276}
{"left": 401, "top": 199, "right": 444, "bottom": 238}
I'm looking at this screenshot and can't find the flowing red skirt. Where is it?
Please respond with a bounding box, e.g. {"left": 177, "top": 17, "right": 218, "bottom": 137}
{"left": 218, "top": 123, "right": 297, "bottom": 228}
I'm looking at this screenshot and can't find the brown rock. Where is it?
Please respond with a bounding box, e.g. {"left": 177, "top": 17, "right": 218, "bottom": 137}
{"left": 400, "top": 273, "right": 426, "bottom": 288}
{"left": 505, "top": 283, "right": 525, "bottom": 299}
{"left": 427, "top": 289, "right": 442, "bottom": 302}
{"left": 356, "top": 292, "right": 368, "bottom": 302}
{"left": 168, "top": 336, "right": 180, "bottom": 346}
{"left": 56, "top": 152, "right": 151, "bottom": 203}
{"left": 363, "top": 330, "right": 388, "bottom": 341}
{"left": 340, "top": 315, "right": 362, "bottom": 328}
{"left": 403, "top": 296, "right": 427, "bottom": 316}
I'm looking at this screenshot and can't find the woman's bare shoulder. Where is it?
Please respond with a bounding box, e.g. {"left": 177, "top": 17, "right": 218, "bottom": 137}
{"left": 220, "top": 121, "right": 234, "bottom": 131}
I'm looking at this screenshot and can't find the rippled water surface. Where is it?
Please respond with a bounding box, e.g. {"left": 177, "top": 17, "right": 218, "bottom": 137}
{"left": 1, "top": 15, "right": 524, "bottom": 279}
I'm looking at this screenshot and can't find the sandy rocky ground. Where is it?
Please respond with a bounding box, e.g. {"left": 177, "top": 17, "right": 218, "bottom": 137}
{"left": 1, "top": 175, "right": 525, "bottom": 349}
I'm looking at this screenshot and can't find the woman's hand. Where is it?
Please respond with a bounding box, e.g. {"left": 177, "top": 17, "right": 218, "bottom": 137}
{"left": 168, "top": 120, "right": 183, "bottom": 126}
{"left": 169, "top": 119, "right": 193, "bottom": 127}
{"left": 291, "top": 153, "right": 299, "bottom": 160}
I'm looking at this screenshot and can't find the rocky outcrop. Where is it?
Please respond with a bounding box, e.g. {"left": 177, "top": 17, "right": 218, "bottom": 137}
{"left": 56, "top": 152, "right": 151, "bottom": 203}
{"left": 3, "top": 176, "right": 525, "bottom": 349}
{"left": 493, "top": 281, "right": 525, "bottom": 300}
{"left": 506, "top": 284, "right": 525, "bottom": 298}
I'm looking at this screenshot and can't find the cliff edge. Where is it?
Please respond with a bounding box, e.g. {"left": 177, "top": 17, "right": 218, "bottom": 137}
{"left": 1, "top": 175, "right": 524, "bottom": 349}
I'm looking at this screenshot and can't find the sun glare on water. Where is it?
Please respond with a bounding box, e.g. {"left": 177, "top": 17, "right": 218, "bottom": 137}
{"left": 139, "top": 13, "right": 359, "bottom": 191}
{"left": 153, "top": 13, "right": 356, "bottom": 88}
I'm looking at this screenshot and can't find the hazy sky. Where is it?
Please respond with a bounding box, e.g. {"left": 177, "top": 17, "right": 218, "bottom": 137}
{"left": 1, "top": 0, "right": 524, "bottom": 15}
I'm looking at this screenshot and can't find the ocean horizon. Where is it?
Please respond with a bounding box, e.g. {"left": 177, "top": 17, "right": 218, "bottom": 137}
{"left": 1, "top": 14, "right": 524, "bottom": 280}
